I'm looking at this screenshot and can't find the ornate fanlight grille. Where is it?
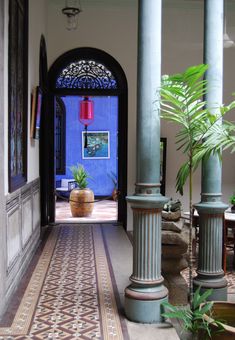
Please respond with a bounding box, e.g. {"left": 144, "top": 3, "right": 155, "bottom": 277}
{"left": 56, "top": 60, "right": 118, "bottom": 89}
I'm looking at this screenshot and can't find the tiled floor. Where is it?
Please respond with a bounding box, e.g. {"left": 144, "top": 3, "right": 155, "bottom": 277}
{"left": 0, "top": 225, "right": 127, "bottom": 339}
{"left": 56, "top": 199, "right": 118, "bottom": 223}
{"left": 0, "top": 224, "right": 179, "bottom": 340}
{"left": 3, "top": 221, "right": 235, "bottom": 339}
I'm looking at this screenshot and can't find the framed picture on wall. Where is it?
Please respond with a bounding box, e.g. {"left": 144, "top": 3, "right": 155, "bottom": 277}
{"left": 30, "top": 86, "right": 42, "bottom": 139}
{"left": 82, "top": 131, "right": 110, "bottom": 159}
{"left": 34, "top": 87, "right": 42, "bottom": 139}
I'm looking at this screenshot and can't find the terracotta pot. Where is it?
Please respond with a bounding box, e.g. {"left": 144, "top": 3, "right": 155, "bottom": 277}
{"left": 203, "top": 302, "right": 235, "bottom": 339}
{"left": 112, "top": 188, "right": 118, "bottom": 201}
{"left": 69, "top": 188, "right": 94, "bottom": 217}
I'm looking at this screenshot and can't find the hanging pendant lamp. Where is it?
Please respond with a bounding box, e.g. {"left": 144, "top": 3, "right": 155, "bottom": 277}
{"left": 62, "top": 0, "right": 82, "bottom": 31}
{"left": 79, "top": 97, "right": 94, "bottom": 148}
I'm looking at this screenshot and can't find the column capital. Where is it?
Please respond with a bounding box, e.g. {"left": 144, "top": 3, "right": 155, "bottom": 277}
{"left": 126, "top": 194, "right": 169, "bottom": 210}
{"left": 194, "top": 201, "right": 228, "bottom": 214}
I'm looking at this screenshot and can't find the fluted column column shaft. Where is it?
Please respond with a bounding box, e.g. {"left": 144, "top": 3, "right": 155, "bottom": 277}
{"left": 124, "top": 0, "right": 168, "bottom": 323}
{"left": 132, "top": 209, "right": 162, "bottom": 283}
{"left": 136, "top": 0, "right": 161, "bottom": 186}
{"left": 198, "top": 214, "right": 223, "bottom": 274}
{"left": 194, "top": 0, "right": 227, "bottom": 301}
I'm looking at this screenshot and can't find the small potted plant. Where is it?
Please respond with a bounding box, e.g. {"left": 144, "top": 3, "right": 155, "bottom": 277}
{"left": 229, "top": 193, "right": 235, "bottom": 213}
{"left": 108, "top": 171, "right": 118, "bottom": 201}
{"left": 69, "top": 164, "right": 94, "bottom": 217}
{"left": 162, "top": 287, "right": 225, "bottom": 340}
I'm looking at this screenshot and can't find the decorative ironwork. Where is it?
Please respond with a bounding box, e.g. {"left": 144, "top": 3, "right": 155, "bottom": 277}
{"left": 56, "top": 60, "right": 117, "bottom": 89}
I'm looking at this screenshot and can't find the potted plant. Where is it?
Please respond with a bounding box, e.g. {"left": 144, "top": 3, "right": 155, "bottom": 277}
{"left": 108, "top": 171, "right": 118, "bottom": 201}
{"left": 229, "top": 193, "right": 235, "bottom": 213}
{"left": 162, "top": 287, "right": 226, "bottom": 340}
{"left": 162, "top": 287, "right": 235, "bottom": 340}
{"left": 69, "top": 164, "right": 94, "bottom": 217}
{"left": 160, "top": 64, "right": 235, "bottom": 303}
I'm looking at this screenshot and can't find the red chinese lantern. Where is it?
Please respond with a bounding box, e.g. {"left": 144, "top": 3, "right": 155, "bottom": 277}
{"left": 79, "top": 96, "right": 94, "bottom": 148}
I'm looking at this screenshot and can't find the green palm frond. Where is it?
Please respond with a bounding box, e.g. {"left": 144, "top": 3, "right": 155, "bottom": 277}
{"left": 160, "top": 62, "right": 235, "bottom": 311}
{"left": 161, "top": 64, "right": 235, "bottom": 195}
{"left": 70, "top": 164, "right": 91, "bottom": 189}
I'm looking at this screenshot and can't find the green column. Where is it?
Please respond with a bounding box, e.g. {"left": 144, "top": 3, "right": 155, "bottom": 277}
{"left": 193, "top": 0, "right": 227, "bottom": 300}
{"left": 125, "top": 0, "right": 168, "bottom": 323}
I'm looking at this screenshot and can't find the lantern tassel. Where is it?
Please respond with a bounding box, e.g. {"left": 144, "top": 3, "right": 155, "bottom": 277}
{"left": 84, "top": 125, "right": 88, "bottom": 148}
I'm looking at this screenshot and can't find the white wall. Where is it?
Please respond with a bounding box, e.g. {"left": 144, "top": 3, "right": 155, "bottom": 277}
{"left": 27, "top": 0, "right": 48, "bottom": 182}
{"left": 47, "top": 0, "right": 235, "bottom": 226}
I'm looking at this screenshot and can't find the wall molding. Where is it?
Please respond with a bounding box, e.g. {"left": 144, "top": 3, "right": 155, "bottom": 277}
{"left": 5, "top": 178, "right": 41, "bottom": 300}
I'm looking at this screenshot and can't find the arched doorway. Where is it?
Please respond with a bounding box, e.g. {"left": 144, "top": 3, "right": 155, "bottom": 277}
{"left": 44, "top": 47, "right": 128, "bottom": 226}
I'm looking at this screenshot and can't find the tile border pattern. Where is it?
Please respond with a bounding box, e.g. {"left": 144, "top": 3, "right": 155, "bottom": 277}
{"left": 0, "top": 228, "right": 59, "bottom": 335}
{"left": 93, "top": 226, "right": 124, "bottom": 340}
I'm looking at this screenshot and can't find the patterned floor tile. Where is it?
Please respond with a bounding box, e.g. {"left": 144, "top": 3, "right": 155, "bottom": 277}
{"left": 0, "top": 225, "right": 126, "bottom": 340}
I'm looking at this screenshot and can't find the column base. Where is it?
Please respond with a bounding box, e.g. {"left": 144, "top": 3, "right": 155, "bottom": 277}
{"left": 125, "top": 192, "right": 169, "bottom": 323}
{"left": 193, "top": 201, "right": 228, "bottom": 301}
{"left": 193, "top": 277, "right": 227, "bottom": 301}
{"left": 125, "top": 284, "right": 168, "bottom": 323}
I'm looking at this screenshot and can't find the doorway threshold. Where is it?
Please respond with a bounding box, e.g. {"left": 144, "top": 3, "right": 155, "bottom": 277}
{"left": 55, "top": 199, "right": 118, "bottom": 223}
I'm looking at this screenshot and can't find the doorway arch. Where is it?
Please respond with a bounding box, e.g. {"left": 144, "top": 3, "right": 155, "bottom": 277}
{"left": 46, "top": 47, "right": 128, "bottom": 226}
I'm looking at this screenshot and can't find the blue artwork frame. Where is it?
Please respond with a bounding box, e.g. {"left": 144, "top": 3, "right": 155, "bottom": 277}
{"left": 82, "top": 131, "right": 110, "bottom": 159}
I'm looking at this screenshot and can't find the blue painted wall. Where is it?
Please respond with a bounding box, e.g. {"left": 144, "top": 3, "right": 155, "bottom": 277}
{"left": 56, "top": 96, "right": 118, "bottom": 196}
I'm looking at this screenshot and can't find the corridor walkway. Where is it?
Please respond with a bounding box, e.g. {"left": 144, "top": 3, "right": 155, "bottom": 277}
{"left": 0, "top": 224, "right": 178, "bottom": 340}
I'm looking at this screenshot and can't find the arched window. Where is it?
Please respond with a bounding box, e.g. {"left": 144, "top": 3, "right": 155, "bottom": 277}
{"left": 56, "top": 60, "right": 117, "bottom": 89}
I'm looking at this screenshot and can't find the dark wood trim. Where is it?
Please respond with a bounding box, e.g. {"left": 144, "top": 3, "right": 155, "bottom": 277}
{"left": 8, "top": 0, "right": 28, "bottom": 193}
{"left": 47, "top": 47, "right": 128, "bottom": 228}
{"left": 160, "top": 137, "right": 167, "bottom": 196}
{"left": 39, "top": 35, "right": 48, "bottom": 92}
{"left": 48, "top": 93, "right": 55, "bottom": 223}
{"left": 39, "top": 35, "right": 49, "bottom": 227}
{"left": 55, "top": 97, "right": 66, "bottom": 175}
{"left": 117, "top": 92, "right": 128, "bottom": 225}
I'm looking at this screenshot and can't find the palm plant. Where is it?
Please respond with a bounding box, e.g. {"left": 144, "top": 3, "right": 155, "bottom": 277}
{"left": 162, "top": 287, "right": 225, "bottom": 339}
{"left": 229, "top": 193, "right": 235, "bottom": 206}
{"left": 70, "top": 164, "right": 91, "bottom": 189}
{"left": 160, "top": 64, "right": 235, "bottom": 304}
